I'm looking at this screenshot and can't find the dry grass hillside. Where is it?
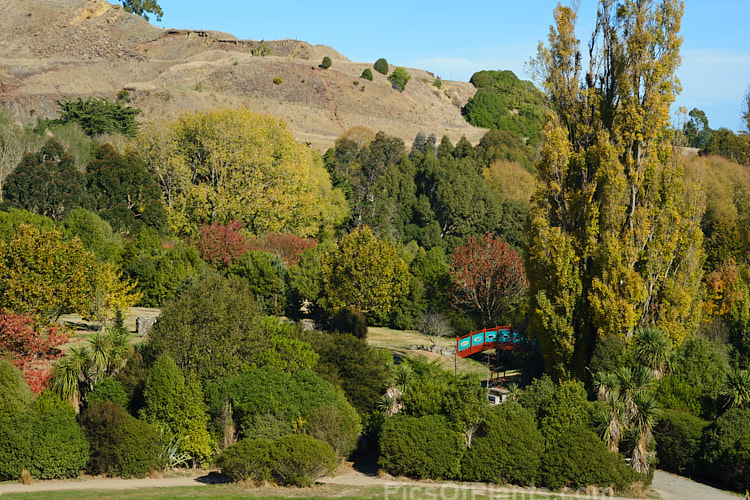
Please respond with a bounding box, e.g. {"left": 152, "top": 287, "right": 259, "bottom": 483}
{"left": 0, "top": 0, "right": 487, "bottom": 149}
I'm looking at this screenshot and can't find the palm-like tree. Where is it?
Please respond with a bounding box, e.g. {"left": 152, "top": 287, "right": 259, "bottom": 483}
{"left": 49, "top": 357, "right": 82, "bottom": 412}
{"left": 49, "top": 327, "right": 134, "bottom": 410}
{"left": 723, "top": 369, "right": 750, "bottom": 409}
{"left": 594, "top": 364, "right": 659, "bottom": 472}
{"left": 633, "top": 327, "right": 671, "bottom": 380}
{"left": 506, "top": 382, "right": 521, "bottom": 402}
{"left": 592, "top": 370, "right": 619, "bottom": 402}
{"left": 594, "top": 391, "right": 626, "bottom": 452}
{"left": 629, "top": 391, "right": 660, "bottom": 474}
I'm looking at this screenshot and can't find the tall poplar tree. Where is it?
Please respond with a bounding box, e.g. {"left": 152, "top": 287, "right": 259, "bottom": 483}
{"left": 527, "top": 0, "right": 704, "bottom": 380}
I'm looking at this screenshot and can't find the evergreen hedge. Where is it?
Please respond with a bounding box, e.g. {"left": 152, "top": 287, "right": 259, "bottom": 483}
{"left": 378, "top": 414, "right": 462, "bottom": 480}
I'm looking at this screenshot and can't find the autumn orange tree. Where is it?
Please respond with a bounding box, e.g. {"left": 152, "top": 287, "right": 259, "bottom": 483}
{"left": 449, "top": 233, "right": 528, "bottom": 326}
{"left": 527, "top": 0, "right": 704, "bottom": 380}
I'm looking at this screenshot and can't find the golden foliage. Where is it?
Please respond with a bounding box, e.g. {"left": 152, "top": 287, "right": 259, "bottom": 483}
{"left": 484, "top": 159, "right": 535, "bottom": 203}
{"left": 133, "top": 109, "right": 348, "bottom": 238}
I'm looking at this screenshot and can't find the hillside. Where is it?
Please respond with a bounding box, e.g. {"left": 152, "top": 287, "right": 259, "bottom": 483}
{"left": 0, "top": 0, "right": 486, "bottom": 149}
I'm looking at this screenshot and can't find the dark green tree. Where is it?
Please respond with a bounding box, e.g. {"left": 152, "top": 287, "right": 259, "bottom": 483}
{"left": 86, "top": 144, "right": 167, "bottom": 234}
{"left": 146, "top": 273, "right": 265, "bottom": 382}
{"left": 320, "top": 56, "right": 332, "bottom": 69}
{"left": 2, "top": 140, "right": 87, "bottom": 220}
{"left": 54, "top": 97, "right": 141, "bottom": 137}
{"left": 360, "top": 68, "right": 373, "bottom": 81}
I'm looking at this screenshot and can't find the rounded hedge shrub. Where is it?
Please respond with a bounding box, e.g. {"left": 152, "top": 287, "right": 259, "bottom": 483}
{"left": 0, "top": 413, "right": 33, "bottom": 480}
{"left": 273, "top": 77, "right": 282, "bottom": 85}
{"left": 305, "top": 402, "right": 361, "bottom": 458}
{"left": 217, "top": 435, "right": 335, "bottom": 486}
{"left": 216, "top": 438, "right": 273, "bottom": 484}
{"left": 540, "top": 424, "right": 634, "bottom": 491}
{"left": 361, "top": 68, "right": 373, "bottom": 81}
{"left": 0, "top": 404, "right": 89, "bottom": 481}
{"left": 654, "top": 409, "right": 707, "bottom": 475}
{"left": 374, "top": 58, "right": 388, "bottom": 75}
{"left": 700, "top": 407, "right": 750, "bottom": 492}
{"left": 0, "top": 359, "right": 32, "bottom": 418}
{"left": 31, "top": 406, "right": 89, "bottom": 479}
{"left": 379, "top": 414, "right": 462, "bottom": 480}
{"left": 321, "top": 56, "right": 332, "bottom": 69}
{"left": 271, "top": 434, "right": 337, "bottom": 486}
{"left": 89, "top": 377, "right": 129, "bottom": 407}
{"left": 81, "top": 402, "right": 162, "bottom": 478}
{"left": 329, "top": 306, "right": 367, "bottom": 339}
{"left": 461, "top": 402, "right": 543, "bottom": 485}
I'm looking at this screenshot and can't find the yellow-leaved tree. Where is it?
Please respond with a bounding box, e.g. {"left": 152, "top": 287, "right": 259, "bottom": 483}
{"left": 133, "top": 109, "right": 347, "bottom": 238}
{"left": 527, "top": 0, "right": 704, "bottom": 381}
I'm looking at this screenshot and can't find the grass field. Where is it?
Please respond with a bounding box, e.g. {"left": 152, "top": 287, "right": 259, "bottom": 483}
{"left": 367, "top": 326, "right": 491, "bottom": 377}
{"left": 0, "top": 482, "right": 572, "bottom": 500}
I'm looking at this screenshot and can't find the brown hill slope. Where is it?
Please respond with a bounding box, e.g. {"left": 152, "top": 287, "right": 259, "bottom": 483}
{"left": 0, "top": 0, "right": 486, "bottom": 149}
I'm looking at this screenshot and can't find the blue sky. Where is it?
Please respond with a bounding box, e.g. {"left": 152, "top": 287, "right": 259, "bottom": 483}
{"left": 151, "top": 0, "right": 750, "bottom": 132}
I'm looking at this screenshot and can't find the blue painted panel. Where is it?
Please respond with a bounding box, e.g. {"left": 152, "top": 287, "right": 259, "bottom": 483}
{"left": 472, "top": 333, "right": 485, "bottom": 346}
{"left": 458, "top": 338, "right": 471, "bottom": 351}
{"left": 499, "top": 329, "right": 511, "bottom": 342}
{"left": 485, "top": 330, "right": 497, "bottom": 342}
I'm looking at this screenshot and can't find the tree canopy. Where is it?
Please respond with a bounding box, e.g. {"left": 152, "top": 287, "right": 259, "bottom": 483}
{"left": 322, "top": 226, "right": 409, "bottom": 315}
{"left": 134, "top": 109, "right": 347, "bottom": 238}
{"left": 527, "top": 0, "right": 703, "bottom": 380}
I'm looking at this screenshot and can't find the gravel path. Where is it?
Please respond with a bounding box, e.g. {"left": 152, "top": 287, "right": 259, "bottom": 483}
{"left": 650, "top": 471, "right": 741, "bottom": 500}
{"left": 0, "top": 468, "right": 742, "bottom": 499}
{"left": 0, "top": 473, "right": 222, "bottom": 495}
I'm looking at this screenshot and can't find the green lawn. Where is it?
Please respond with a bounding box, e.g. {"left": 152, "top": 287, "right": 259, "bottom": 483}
{"left": 367, "top": 326, "right": 490, "bottom": 377}
{"left": 0, "top": 483, "right": 572, "bottom": 500}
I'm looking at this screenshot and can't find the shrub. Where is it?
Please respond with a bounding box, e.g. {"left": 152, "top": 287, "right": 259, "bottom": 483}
{"left": 62, "top": 208, "right": 123, "bottom": 262}
{"left": 329, "top": 306, "right": 367, "bottom": 339}
{"left": 216, "top": 438, "right": 273, "bottom": 484}
{"left": 88, "top": 377, "right": 129, "bottom": 407}
{"left": 700, "top": 407, "right": 750, "bottom": 491}
{"left": 304, "top": 330, "right": 391, "bottom": 415}
{"left": 373, "top": 58, "right": 388, "bottom": 75}
{"left": 433, "top": 77, "right": 442, "bottom": 89}
{"left": 270, "top": 434, "right": 337, "bottom": 486}
{"left": 0, "top": 401, "right": 88, "bottom": 481}
{"left": 29, "top": 405, "right": 89, "bottom": 479}
{"left": 540, "top": 424, "right": 633, "bottom": 491}
{"left": 81, "top": 402, "right": 162, "bottom": 478}
{"left": 654, "top": 409, "right": 707, "bottom": 475}
{"left": 305, "top": 403, "right": 361, "bottom": 458}
{"left": 0, "top": 359, "right": 33, "bottom": 418}
{"left": 389, "top": 67, "right": 411, "bottom": 92}
{"left": 361, "top": 68, "right": 373, "bottom": 81}
{"left": 243, "top": 413, "right": 292, "bottom": 441}
{"left": 321, "top": 56, "right": 332, "bottom": 69}
{"left": 273, "top": 77, "right": 282, "bottom": 85}
{"left": 0, "top": 413, "right": 33, "bottom": 480}
{"left": 379, "top": 414, "right": 462, "bottom": 480}
{"left": 461, "top": 402, "right": 542, "bottom": 485}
